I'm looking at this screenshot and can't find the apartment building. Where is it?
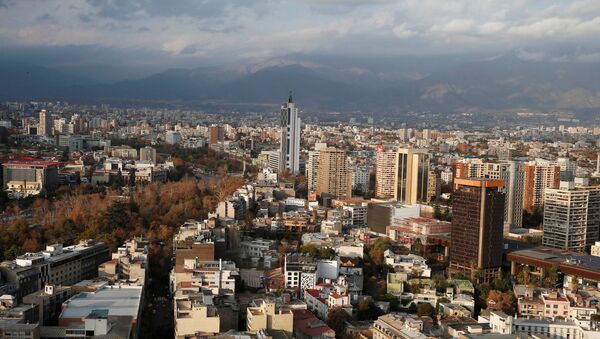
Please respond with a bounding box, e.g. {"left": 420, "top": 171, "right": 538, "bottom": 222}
{"left": 246, "top": 299, "right": 293, "bottom": 336}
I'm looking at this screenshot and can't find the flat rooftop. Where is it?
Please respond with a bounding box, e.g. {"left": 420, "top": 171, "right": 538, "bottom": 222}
{"left": 507, "top": 246, "right": 600, "bottom": 281}
{"left": 60, "top": 285, "right": 143, "bottom": 320}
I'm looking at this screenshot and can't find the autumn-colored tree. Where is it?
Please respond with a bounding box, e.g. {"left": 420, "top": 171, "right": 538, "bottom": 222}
{"left": 487, "top": 290, "right": 516, "bottom": 315}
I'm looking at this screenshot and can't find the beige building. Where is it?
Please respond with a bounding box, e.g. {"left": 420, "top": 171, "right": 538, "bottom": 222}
{"left": 316, "top": 147, "right": 352, "bottom": 200}
{"left": 246, "top": 299, "right": 293, "bottom": 336}
{"left": 306, "top": 150, "right": 321, "bottom": 192}
{"left": 372, "top": 313, "right": 427, "bottom": 339}
{"left": 375, "top": 150, "right": 397, "bottom": 199}
{"left": 174, "top": 293, "right": 221, "bottom": 338}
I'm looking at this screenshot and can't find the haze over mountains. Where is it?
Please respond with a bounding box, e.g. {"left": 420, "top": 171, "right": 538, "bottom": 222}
{"left": 3, "top": 45, "right": 600, "bottom": 113}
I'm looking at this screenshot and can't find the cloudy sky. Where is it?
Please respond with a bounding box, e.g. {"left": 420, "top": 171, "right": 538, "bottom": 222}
{"left": 1, "top": 0, "right": 600, "bottom": 76}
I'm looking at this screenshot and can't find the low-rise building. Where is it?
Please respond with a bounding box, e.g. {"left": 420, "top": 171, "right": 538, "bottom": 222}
{"left": 246, "top": 299, "right": 293, "bottom": 336}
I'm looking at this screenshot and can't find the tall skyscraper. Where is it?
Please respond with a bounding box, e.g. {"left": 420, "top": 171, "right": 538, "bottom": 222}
{"left": 38, "top": 109, "right": 52, "bottom": 137}
{"left": 542, "top": 182, "right": 600, "bottom": 252}
{"left": 523, "top": 160, "right": 561, "bottom": 212}
{"left": 375, "top": 149, "right": 397, "bottom": 199}
{"left": 396, "top": 148, "right": 430, "bottom": 204}
{"left": 450, "top": 178, "right": 505, "bottom": 282}
{"left": 454, "top": 159, "right": 525, "bottom": 231}
{"left": 316, "top": 147, "right": 351, "bottom": 200}
{"left": 279, "top": 92, "right": 301, "bottom": 174}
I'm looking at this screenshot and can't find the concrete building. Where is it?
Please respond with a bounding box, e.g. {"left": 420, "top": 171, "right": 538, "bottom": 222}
{"left": 306, "top": 150, "right": 320, "bottom": 192}
{"left": 3, "top": 159, "right": 59, "bottom": 197}
{"left": 426, "top": 169, "right": 441, "bottom": 203}
{"left": 279, "top": 92, "right": 301, "bottom": 174}
{"left": 216, "top": 198, "right": 247, "bottom": 220}
{"left": 523, "top": 160, "right": 561, "bottom": 212}
{"left": 165, "top": 131, "right": 182, "bottom": 145}
{"left": 454, "top": 159, "right": 525, "bottom": 230}
{"left": 284, "top": 254, "right": 317, "bottom": 290}
{"left": 591, "top": 241, "right": 600, "bottom": 256}
{"left": 246, "top": 299, "right": 293, "bottom": 336}
{"left": 372, "top": 313, "right": 427, "bottom": 339}
{"left": 449, "top": 178, "right": 505, "bottom": 282}
{"left": 58, "top": 284, "right": 143, "bottom": 338}
{"left": 375, "top": 150, "right": 397, "bottom": 199}
{"left": 22, "top": 285, "right": 72, "bottom": 326}
{"left": 352, "top": 166, "right": 370, "bottom": 193}
{"left": 542, "top": 182, "right": 600, "bottom": 252}
{"left": 316, "top": 147, "right": 352, "bottom": 200}
{"left": 139, "top": 146, "right": 157, "bottom": 164}
{"left": 38, "top": 110, "right": 52, "bottom": 137}
{"left": 174, "top": 293, "right": 221, "bottom": 339}
{"left": 209, "top": 125, "right": 223, "bottom": 145}
{"left": 14, "top": 240, "right": 109, "bottom": 287}
{"left": 170, "top": 259, "right": 238, "bottom": 296}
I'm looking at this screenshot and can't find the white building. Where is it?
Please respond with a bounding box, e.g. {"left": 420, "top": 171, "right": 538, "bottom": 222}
{"left": 542, "top": 182, "right": 600, "bottom": 252}
{"left": 279, "top": 92, "right": 301, "bottom": 174}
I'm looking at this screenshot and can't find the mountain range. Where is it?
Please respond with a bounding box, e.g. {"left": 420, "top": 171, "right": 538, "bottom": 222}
{"left": 3, "top": 46, "right": 600, "bottom": 113}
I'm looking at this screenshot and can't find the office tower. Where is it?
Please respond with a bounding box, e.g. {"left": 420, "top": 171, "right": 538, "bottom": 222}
{"left": 523, "top": 160, "right": 561, "bottom": 212}
{"left": 449, "top": 178, "right": 505, "bottom": 282}
{"left": 396, "top": 148, "right": 430, "bottom": 204}
{"left": 306, "top": 151, "right": 320, "bottom": 192}
{"left": 316, "top": 147, "right": 351, "bottom": 200}
{"left": 375, "top": 149, "right": 397, "bottom": 199}
{"left": 139, "top": 146, "right": 157, "bottom": 164}
{"left": 209, "top": 125, "right": 223, "bottom": 145}
{"left": 279, "top": 92, "right": 301, "bottom": 174}
{"left": 454, "top": 159, "right": 524, "bottom": 230}
{"left": 542, "top": 182, "right": 600, "bottom": 252}
{"left": 38, "top": 109, "right": 52, "bottom": 137}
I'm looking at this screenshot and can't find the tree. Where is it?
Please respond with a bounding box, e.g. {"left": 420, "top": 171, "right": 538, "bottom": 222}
{"left": 327, "top": 307, "right": 352, "bottom": 338}
{"left": 543, "top": 264, "right": 560, "bottom": 288}
{"left": 417, "top": 303, "right": 435, "bottom": 317}
{"left": 433, "top": 274, "right": 448, "bottom": 293}
{"left": 517, "top": 265, "right": 531, "bottom": 285}
{"left": 487, "top": 290, "right": 516, "bottom": 315}
{"left": 356, "top": 299, "right": 382, "bottom": 321}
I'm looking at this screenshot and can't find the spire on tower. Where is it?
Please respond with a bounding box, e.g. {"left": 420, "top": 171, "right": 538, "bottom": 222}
{"left": 288, "top": 90, "right": 293, "bottom": 103}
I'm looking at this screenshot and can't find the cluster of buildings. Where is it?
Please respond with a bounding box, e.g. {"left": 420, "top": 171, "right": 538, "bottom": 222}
{"left": 0, "top": 238, "right": 148, "bottom": 338}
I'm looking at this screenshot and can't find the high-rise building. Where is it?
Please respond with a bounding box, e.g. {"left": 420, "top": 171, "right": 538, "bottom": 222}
{"left": 279, "top": 92, "right": 301, "bottom": 174}
{"left": 426, "top": 169, "right": 441, "bottom": 203}
{"left": 316, "top": 147, "right": 351, "bottom": 200}
{"left": 306, "top": 151, "right": 321, "bottom": 192}
{"left": 523, "top": 160, "right": 561, "bottom": 212}
{"left": 208, "top": 125, "right": 223, "bottom": 145}
{"left": 396, "top": 148, "right": 430, "bottom": 204}
{"left": 37, "top": 109, "right": 52, "bottom": 137}
{"left": 375, "top": 149, "right": 397, "bottom": 199}
{"left": 449, "top": 178, "right": 505, "bottom": 282}
{"left": 542, "top": 182, "right": 600, "bottom": 252}
{"left": 454, "top": 159, "right": 524, "bottom": 230}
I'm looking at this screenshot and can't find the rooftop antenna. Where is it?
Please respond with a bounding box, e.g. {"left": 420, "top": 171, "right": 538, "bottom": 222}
{"left": 288, "top": 90, "right": 293, "bottom": 103}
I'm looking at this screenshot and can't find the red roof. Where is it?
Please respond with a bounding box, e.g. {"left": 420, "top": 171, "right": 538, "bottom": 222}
{"left": 295, "top": 318, "right": 335, "bottom": 337}
{"left": 330, "top": 292, "right": 343, "bottom": 299}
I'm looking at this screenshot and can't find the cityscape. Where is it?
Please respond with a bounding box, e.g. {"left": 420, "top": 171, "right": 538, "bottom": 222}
{"left": 2, "top": 1, "right": 600, "bottom": 339}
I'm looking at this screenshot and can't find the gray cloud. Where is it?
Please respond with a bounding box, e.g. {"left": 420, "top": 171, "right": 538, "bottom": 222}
{"left": 0, "top": 0, "right": 600, "bottom": 71}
